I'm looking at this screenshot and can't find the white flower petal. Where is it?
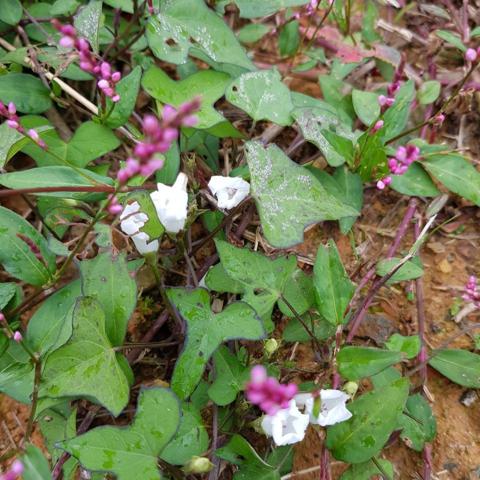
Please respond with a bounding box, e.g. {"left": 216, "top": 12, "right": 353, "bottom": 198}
{"left": 131, "top": 232, "right": 159, "bottom": 255}
{"left": 208, "top": 175, "right": 250, "bottom": 210}
{"left": 151, "top": 173, "right": 189, "bottom": 233}
{"left": 261, "top": 400, "right": 309, "bottom": 446}
{"left": 303, "top": 390, "right": 352, "bottom": 427}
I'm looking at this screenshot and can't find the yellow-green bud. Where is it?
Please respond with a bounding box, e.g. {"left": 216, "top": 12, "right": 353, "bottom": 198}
{"left": 249, "top": 416, "right": 265, "bottom": 435}
{"left": 264, "top": 338, "right": 279, "bottom": 357}
{"left": 343, "top": 381, "right": 359, "bottom": 397}
{"left": 183, "top": 456, "right": 214, "bottom": 474}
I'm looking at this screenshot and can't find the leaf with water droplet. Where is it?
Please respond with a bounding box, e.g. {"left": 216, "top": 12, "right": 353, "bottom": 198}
{"left": 245, "top": 141, "right": 358, "bottom": 248}
{"left": 62, "top": 387, "right": 180, "bottom": 479}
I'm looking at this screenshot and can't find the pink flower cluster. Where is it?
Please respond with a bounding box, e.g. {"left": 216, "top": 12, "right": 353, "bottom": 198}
{"left": 51, "top": 20, "right": 121, "bottom": 102}
{"left": 117, "top": 100, "right": 200, "bottom": 184}
{"left": 378, "top": 79, "right": 401, "bottom": 110}
{"left": 0, "top": 102, "right": 46, "bottom": 149}
{"left": 463, "top": 276, "right": 480, "bottom": 308}
{"left": 0, "top": 460, "right": 23, "bottom": 480}
{"left": 245, "top": 365, "right": 298, "bottom": 416}
{"left": 377, "top": 144, "right": 420, "bottom": 190}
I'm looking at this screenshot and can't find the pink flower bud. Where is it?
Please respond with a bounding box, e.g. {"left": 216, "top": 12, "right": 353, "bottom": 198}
{"left": 61, "top": 24, "right": 76, "bottom": 36}
{"left": 0, "top": 313, "right": 4, "bottom": 322}
{"left": 182, "top": 114, "right": 198, "bottom": 127}
{"left": 7, "top": 120, "right": 19, "bottom": 129}
{"left": 377, "top": 179, "right": 386, "bottom": 190}
{"left": 13, "top": 331, "right": 22, "bottom": 342}
{"left": 8, "top": 102, "right": 16, "bottom": 115}
{"left": 27, "top": 129, "right": 39, "bottom": 141}
{"left": 112, "top": 94, "right": 120, "bottom": 103}
{"left": 433, "top": 113, "right": 445, "bottom": 125}
{"left": 97, "top": 79, "right": 109, "bottom": 89}
{"left": 162, "top": 127, "right": 178, "bottom": 143}
{"left": 76, "top": 38, "right": 90, "bottom": 52}
{"left": 465, "top": 48, "right": 477, "bottom": 62}
{"left": 11, "top": 459, "right": 24, "bottom": 476}
{"left": 143, "top": 115, "right": 160, "bottom": 136}
{"left": 108, "top": 203, "right": 123, "bottom": 215}
{"left": 378, "top": 95, "right": 388, "bottom": 106}
{"left": 59, "top": 36, "right": 75, "bottom": 49}
{"left": 162, "top": 104, "right": 177, "bottom": 123}
{"left": 100, "top": 62, "right": 112, "bottom": 79}
{"left": 117, "top": 169, "right": 131, "bottom": 183}
{"left": 111, "top": 71, "right": 121, "bottom": 83}
{"left": 371, "top": 120, "right": 384, "bottom": 133}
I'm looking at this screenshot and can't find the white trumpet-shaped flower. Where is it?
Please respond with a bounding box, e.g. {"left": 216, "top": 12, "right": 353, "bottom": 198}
{"left": 295, "top": 390, "right": 352, "bottom": 427}
{"left": 150, "top": 173, "right": 188, "bottom": 233}
{"left": 208, "top": 175, "right": 250, "bottom": 210}
{"left": 261, "top": 400, "right": 309, "bottom": 446}
{"left": 120, "top": 202, "right": 159, "bottom": 255}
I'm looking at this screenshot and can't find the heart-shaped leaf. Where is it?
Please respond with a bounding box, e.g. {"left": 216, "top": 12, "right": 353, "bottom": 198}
{"left": 40, "top": 297, "right": 130, "bottom": 416}
{"left": 142, "top": 67, "right": 231, "bottom": 129}
{"left": 428, "top": 348, "right": 480, "bottom": 387}
{"left": 146, "top": 0, "right": 253, "bottom": 73}
{"left": 62, "top": 387, "right": 180, "bottom": 479}
{"left": 226, "top": 70, "right": 294, "bottom": 125}
{"left": 245, "top": 141, "right": 358, "bottom": 248}
{"left": 167, "top": 287, "right": 264, "bottom": 399}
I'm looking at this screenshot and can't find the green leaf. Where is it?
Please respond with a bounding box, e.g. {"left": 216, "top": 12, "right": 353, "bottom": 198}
{"left": 26, "top": 280, "right": 81, "bottom": 356}
{"left": 278, "top": 268, "right": 315, "bottom": 316}
{"left": 226, "top": 70, "right": 294, "bottom": 126}
{"left": 22, "top": 121, "right": 120, "bottom": 168}
{"left": 142, "top": 67, "right": 231, "bottom": 129}
{"left": 205, "top": 263, "right": 245, "bottom": 294}
{"left": 38, "top": 403, "right": 77, "bottom": 464}
{"left": 62, "top": 387, "right": 180, "bottom": 480}
{"left": 326, "top": 378, "right": 410, "bottom": 463}
{"left": 103, "top": 0, "right": 134, "bottom": 12}
{"left": 214, "top": 239, "right": 297, "bottom": 331}
{"left": 208, "top": 346, "right": 249, "bottom": 406}
{"left": 245, "top": 141, "right": 358, "bottom": 248}
{"left": 279, "top": 20, "right": 300, "bottom": 57}
{"left": 0, "top": 282, "right": 20, "bottom": 311}
{"left": 105, "top": 66, "right": 141, "bottom": 128}
{"left": 0, "top": 352, "right": 34, "bottom": 404}
{"left": 352, "top": 90, "right": 380, "bottom": 126}
{"left": 160, "top": 403, "right": 208, "bottom": 465}
{"left": 155, "top": 142, "right": 180, "bottom": 185}
{"left": 283, "top": 312, "right": 335, "bottom": 342}
{"left": 216, "top": 434, "right": 280, "bottom": 480}
{"left": 0, "top": 74, "right": 51, "bottom": 113}
{"left": 22, "top": 444, "right": 53, "bottom": 480}
{"left": 233, "top": 0, "right": 309, "bottom": 18}
{"left": 376, "top": 257, "right": 424, "bottom": 284}
{"left": 333, "top": 166, "right": 363, "bottom": 233}
{"left": 0, "top": 166, "right": 113, "bottom": 199}
{"left": 74, "top": 0, "right": 102, "bottom": 51}
{"left": 417, "top": 80, "right": 441, "bottom": 105}
{"left": 51, "top": 0, "right": 80, "bottom": 16}
{"left": 79, "top": 252, "right": 137, "bottom": 346}
{"left": 293, "top": 107, "right": 356, "bottom": 166}
{"left": 167, "top": 288, "right": 264, "bottom": 399}
{"left": 428, "top": 348, "right": 480, "bottom": 387}
{"left": 398, "top": 394, "right": 436, "bottom": 451}
{"left": 423, "top": 153, "right": 480, "bottom": 206}
{"left": 357, "top": 131, "right": 388, "bottom": 181}
{"left": 385, "top": 334, "right": 421, "bottom": 359}
{"left": 361, "top": 0, "right": 381, "bottom": 44}
{"left": 0, "top": 120, "right": 53, "bottom": 168}
{"left": 371, "top": 366, "right": 402, "bottom": 389}
{"left": 390, "top": 162, "right": 440, "bottom": 197}
{"left": 382, "top": 80, "right": 415, "bottom": 141}
{"left": 435, "top": 30, "right": 466, "bottom": 52}
{"left": 337, "top": 347, "right": 402, "bottom": 381}
{"left": 340, "top": 458, "right": 393, "bottom": 480}
{"left": 146, "top": 0, "right": 253, "bottom": 72}
{"left": 0, "top": 0, "right": 22, "bottom": 25}
{"left": 40, "top": 297, "right": 130, "bottom": 416}
{"left": 237, "top": 24, "right": 271, "bottom": 44}
{"left": 0, "top": 206, "right": 56, "bottom": 286}
{"left": 313, "top": 239, "right": 355, "bottom": 325}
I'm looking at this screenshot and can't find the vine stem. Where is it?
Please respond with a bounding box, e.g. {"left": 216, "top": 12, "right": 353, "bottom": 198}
{"left": 347, "top": 198, "right": 418, "bottom": 342}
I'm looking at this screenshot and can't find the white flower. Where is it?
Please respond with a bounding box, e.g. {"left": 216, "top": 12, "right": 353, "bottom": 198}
{"left": 208, "top": 175, "right": 250, "bottom": 210}
{"left": 150, "top": 173, "right": 188, "bottom": 233}
{"left": 261, "top": 400, "right": 309, "bottom": 446}
{"left": 295, "top": 390, "right": 352, "bottom": 427}
{"left": 120, "top": 202, "right": 159, "bottom": 255}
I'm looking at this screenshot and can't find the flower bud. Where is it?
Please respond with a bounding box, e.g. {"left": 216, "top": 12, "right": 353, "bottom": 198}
{"left": 182, "top": 456, "right": 214, "bottom": 474}
{"left": 264, "top": 338, "right": 279, "bottom": 357}
{"left": 465, "top": 48, "right": 477, "bottom": 62}
{"left": 342, "top": 381, "right": 358, "bottom": 397}
{"left": 13, "top": 331, "right": 23, "bottom": 342}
